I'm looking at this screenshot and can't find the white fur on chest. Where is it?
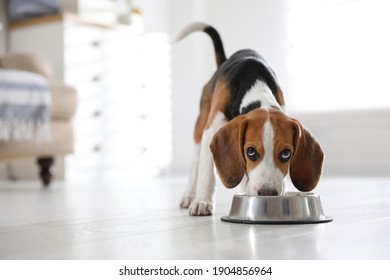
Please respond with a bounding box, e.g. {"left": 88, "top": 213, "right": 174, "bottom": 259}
{"left": 239, "top": 80, "right": 282, "bottom": 114}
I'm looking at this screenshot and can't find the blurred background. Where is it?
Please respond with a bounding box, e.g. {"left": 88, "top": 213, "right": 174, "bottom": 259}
{"left": 0, "top": 0, "right": 389, "bottom": 185}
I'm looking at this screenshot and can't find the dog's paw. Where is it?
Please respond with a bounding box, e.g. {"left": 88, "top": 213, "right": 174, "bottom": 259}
{"left": 180, "top": 195, "right": 194, "bottom": 209}
{"left": 189, "top": 200, "right": 214, "bottom": 216}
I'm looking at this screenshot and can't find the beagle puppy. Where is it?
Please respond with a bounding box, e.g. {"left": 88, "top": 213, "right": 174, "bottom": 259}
{"left": 176, "top": 23, "right": 324, "bottom": 216}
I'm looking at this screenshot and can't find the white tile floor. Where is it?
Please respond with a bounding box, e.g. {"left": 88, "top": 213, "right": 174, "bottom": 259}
{"left": 0, "top": 175, "right": 390, "bottom": 259}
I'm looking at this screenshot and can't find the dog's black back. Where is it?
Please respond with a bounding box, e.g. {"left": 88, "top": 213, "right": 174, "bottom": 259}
{"left": 211, "top": 49, "right": 283, "bottom": 120}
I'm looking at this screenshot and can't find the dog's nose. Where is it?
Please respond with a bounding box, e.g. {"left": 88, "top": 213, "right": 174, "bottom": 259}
{"left": 258, "top": 189, "right": 278, "bottom": 196}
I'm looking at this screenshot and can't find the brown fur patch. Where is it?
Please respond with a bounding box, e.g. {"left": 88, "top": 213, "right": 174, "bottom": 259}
{"left": 194, "top": 80, "right": 213, "bottom": 143}
{"left": 239, "top": 110, "right": 268, "bottom": 173}
{"left": 210, "top": 116, "right": 246, "bottom": 188}
{"left": 275, "top": 86, "right": 285, "bottom": 107}
{"left": 269, "top": 110, "right": 295, "bottom": 175}
{"left": 204, "top": 78, "right": 232, "bottom": 130}
{"left": 289, "top": 118, "right": 324, "bottom": 191}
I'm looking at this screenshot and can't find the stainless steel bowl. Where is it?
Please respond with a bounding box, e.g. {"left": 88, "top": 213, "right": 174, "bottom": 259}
{"left": 221, "top": 192, "right": 332, "bottom": 224}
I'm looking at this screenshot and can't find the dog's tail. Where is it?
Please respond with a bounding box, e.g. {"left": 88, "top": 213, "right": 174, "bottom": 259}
{"left": 173, "top": 22, "right": 227, "bottom": 67}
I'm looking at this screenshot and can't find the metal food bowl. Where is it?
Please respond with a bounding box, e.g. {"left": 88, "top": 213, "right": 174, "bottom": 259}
{"left": 221, "top": 192, "right": 332, "bottom": 224}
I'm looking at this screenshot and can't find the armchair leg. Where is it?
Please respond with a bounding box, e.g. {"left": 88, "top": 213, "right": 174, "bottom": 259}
{"left": 37, "top": 157, "right": 54, "bottom": 187}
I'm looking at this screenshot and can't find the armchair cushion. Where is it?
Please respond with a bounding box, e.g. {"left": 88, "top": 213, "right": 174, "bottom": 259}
{"left": 0, "top": 52, "right": 53, "bottom": 79}
{"left": 51, "top": 82, "right": 77, "bottom": 120}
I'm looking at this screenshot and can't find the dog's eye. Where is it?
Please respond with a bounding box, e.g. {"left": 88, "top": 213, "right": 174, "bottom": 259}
{"left": 246, "top": 147, "right": 258, "bottom": 161}
{"left": 280, "top": 149, "right": 292, "bottom": 162}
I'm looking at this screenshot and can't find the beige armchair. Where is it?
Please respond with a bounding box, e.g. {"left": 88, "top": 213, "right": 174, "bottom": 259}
{"left": 0, "top": 52, "right": 77, "bottom": 186}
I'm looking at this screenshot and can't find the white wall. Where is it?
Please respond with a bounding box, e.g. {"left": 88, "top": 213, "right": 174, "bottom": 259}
{"left": 132, "top": 0, "right": 171, "bottom": 33}
{"left": 169, "top": 0, "right": 290, "bottom": 174}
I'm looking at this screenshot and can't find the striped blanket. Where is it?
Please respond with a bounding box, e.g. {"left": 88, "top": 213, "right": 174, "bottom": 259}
{"left": 0, "top": 69, "right": 51, "bottom": 141}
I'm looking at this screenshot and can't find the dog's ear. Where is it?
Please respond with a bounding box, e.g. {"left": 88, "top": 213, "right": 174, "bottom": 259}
{"left": 289, "top": 119, "right": 324, "bottom": 192}
{"left": 210, "top": 116, "right": 247, "bottom": 189}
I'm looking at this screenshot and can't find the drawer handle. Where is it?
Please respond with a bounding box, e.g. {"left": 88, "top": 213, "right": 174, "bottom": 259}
{"left": 92, "top": 76, "right": 100, "bottom": 82}
{"left": 93, "top": 145, "right": 101, "bottom": 152}
{"left": 92, "top": 41, "right": 101, "bottom": 47}
{"left": 93, "top": 111, "right": 101, "bottom": 117}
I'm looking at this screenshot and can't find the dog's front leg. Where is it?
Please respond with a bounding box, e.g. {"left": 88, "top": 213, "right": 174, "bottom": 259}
{"left": 189, "top": 127, "right": 216, "bottom": 216}
{"left": 180, "top": 144, "right": 200, "bottom": 208}
{"left": 190, "top": 110, "right": 229, "bottom": 216}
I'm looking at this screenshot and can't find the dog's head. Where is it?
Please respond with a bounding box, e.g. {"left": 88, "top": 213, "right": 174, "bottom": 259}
{"left": 210, "top": 108, "right": 324, "bottom": 195}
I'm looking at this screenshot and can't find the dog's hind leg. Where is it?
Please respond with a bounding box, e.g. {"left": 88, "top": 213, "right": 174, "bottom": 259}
{"left": 180, "top": 82, "right": 212, "bottom": 209}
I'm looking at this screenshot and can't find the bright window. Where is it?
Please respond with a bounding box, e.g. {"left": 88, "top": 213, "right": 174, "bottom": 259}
{"left": 287, "top": 0, "right": 390, "bottom": 112}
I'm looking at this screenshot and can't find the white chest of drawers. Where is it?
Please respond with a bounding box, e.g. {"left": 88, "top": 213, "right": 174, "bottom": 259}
{"left": 9, "top": 14, "right": 172, "bottom": 180}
